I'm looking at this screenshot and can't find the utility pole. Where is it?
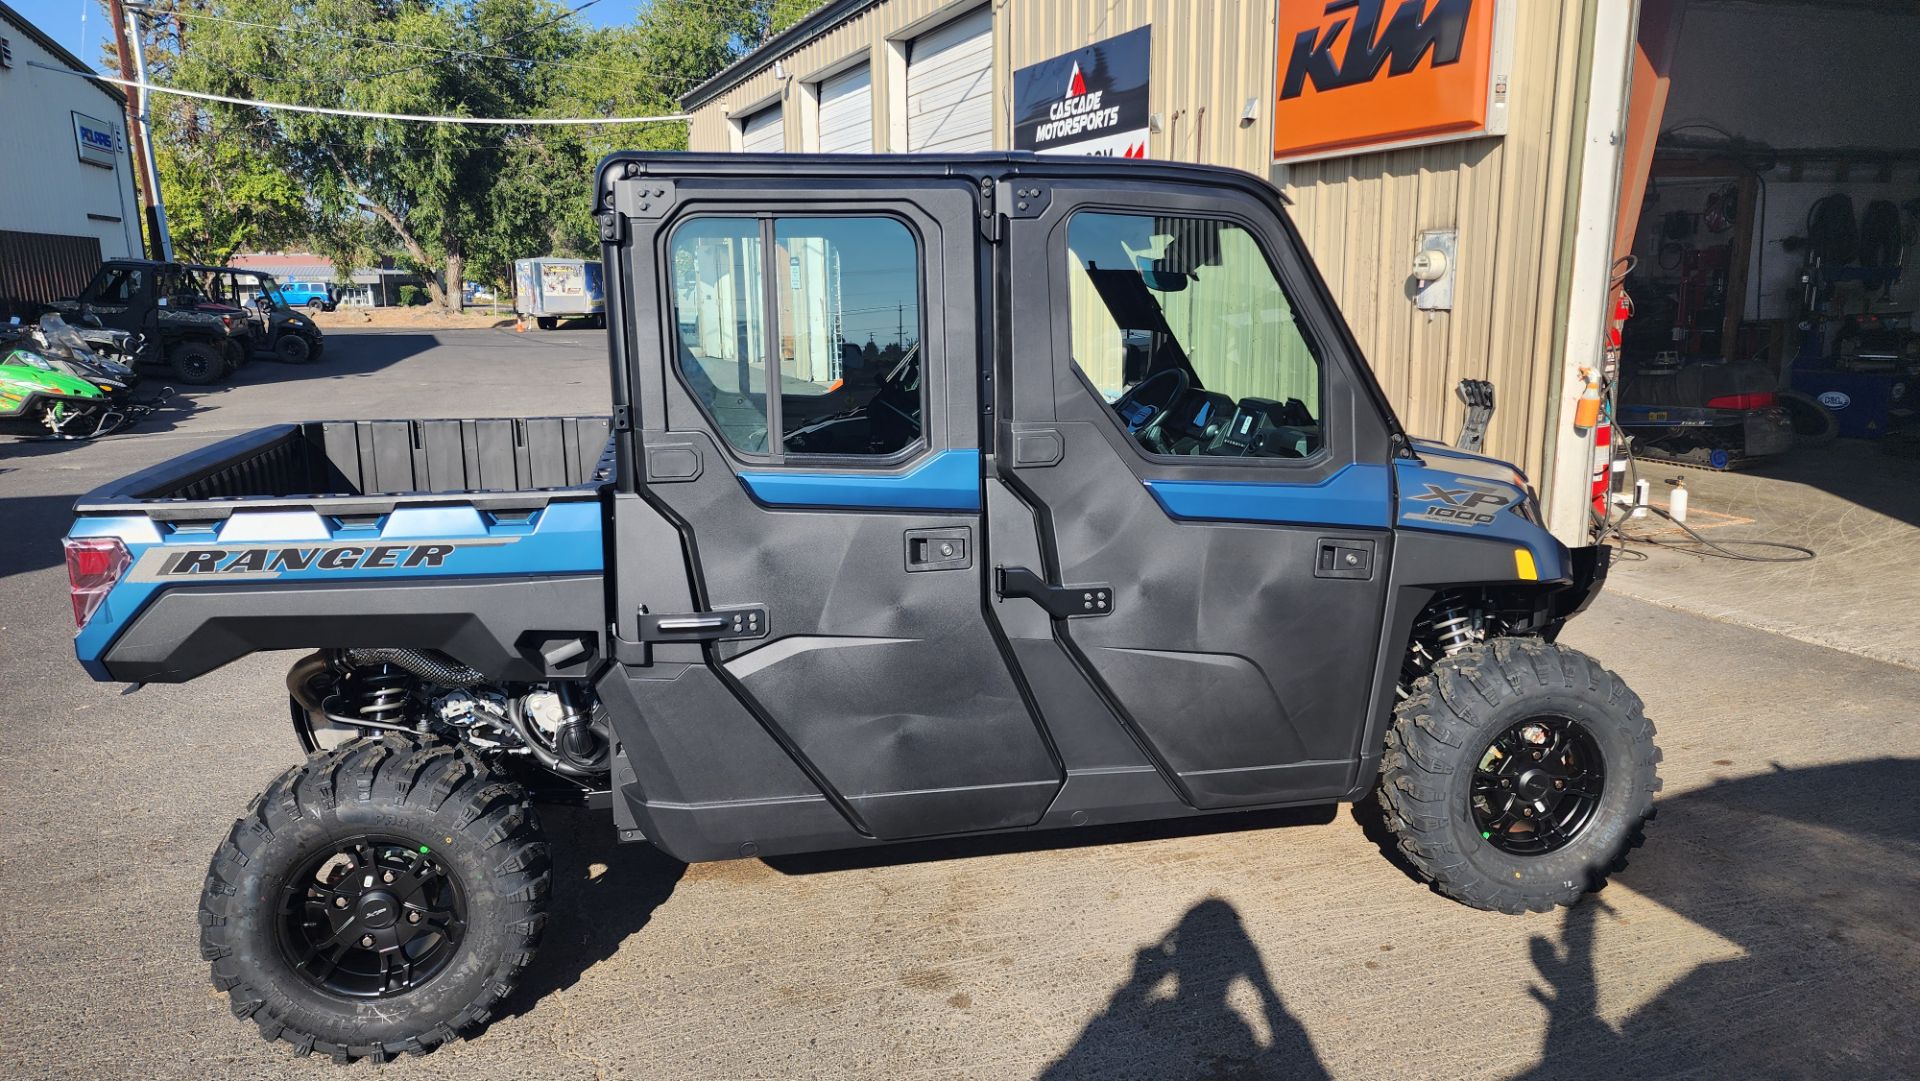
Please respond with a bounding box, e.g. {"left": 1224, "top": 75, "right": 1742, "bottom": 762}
{"left": 112, "top": 0, "right": 171, "bottom": 261}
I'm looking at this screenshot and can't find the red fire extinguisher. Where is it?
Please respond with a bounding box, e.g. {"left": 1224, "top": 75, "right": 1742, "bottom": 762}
{"left": 1589, "top": 290, "right": 1632, "bottom": 519}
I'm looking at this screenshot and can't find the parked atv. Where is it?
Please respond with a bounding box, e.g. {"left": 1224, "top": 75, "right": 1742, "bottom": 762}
{"left": 54, "top": 259, "right": 250, "bottom": 386}
{"left": 0, "top": 314, "right": 171, "bottom": 438}
{"left": 187, "top": 264, "right": 327, "bottom": 364}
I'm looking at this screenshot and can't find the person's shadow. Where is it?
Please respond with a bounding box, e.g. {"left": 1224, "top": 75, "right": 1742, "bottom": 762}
{"left": 491, "top": 805, "right": 686, "bottom": 1022}
{"left": 1040, "top": 898, "right": 1332, "bottom": 1081}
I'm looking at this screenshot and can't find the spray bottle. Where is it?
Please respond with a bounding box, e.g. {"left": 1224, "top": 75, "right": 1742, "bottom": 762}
{"left": 1668, "top": 477, "right": 1688, "bottom": 523}
{"left": 1573, "top": 367, "right": 1603, "bottom": 429}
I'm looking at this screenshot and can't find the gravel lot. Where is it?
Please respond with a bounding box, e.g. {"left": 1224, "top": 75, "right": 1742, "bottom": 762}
{"left": 2, "top": 330, "right": 1915, "bottom": 1080}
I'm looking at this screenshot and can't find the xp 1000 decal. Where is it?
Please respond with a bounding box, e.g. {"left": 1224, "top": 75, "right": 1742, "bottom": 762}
{"left": 1409, "top": 480, "right": 1512, "bottom": 526}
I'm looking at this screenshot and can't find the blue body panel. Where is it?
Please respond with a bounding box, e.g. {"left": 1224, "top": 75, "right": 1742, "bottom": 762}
{"left": 738, "top": 449, "right": 982, "bottom": 512}
{"left": 1142, "top": 463, "right": 1392, "bottom": 529}
{"left": 70, "top": 500, "right": 604, "bottom": 679}
{"left": 1393, "top": 445, "right": 1567, "bottom": 582}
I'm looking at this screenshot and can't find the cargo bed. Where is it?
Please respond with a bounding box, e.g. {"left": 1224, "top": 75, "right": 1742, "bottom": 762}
{"left": 76, "top": 416, "right": 614, "bottom": 518}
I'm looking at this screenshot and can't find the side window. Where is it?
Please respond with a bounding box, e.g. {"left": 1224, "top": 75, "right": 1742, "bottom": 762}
{"left": 96, "top": 268, "right": 141, "bottom": 304}
{"left": 669, "top": 215, "right": 923, "bottom": 458}
{"left": 1066, "top": 211, "right": 1324, "bottom": 461}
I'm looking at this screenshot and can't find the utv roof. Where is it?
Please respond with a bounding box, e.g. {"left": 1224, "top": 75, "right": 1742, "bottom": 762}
{"left": 595, "top": 151, "right": 1289, "bottom": 205}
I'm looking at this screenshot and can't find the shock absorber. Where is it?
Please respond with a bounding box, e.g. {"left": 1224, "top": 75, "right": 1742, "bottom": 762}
{"left": 1431, "top": 606, "right": 1479, "bottom": 657}
{"left": 342, "top": 663, "right": 411, "bottom": 726}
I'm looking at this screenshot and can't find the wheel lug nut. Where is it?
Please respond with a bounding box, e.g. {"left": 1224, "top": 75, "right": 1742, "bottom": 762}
{"left": 1522, "top": 808, "right": 1533, "bottom": 817}
{"left": 333, "top": 897, "right": 348, "bottom": 909}
{"left": 382, "top": 871, "right": 396, "bottom": 884}
{"left": 407, "top": 911, "right": 421, "bottom": 924}
{"left": 360, "top": 935, "right": 376, "bottom": 948}
{"left": 1554, "top": 779, "right": 1565, "bottom": 789}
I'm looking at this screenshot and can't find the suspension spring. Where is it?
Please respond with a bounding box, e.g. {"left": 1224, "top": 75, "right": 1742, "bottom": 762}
{"left": 1432, "top": 607, "right": 1478, "bottom": 657}
{"left": 349, "top": 664, "right": 410, "bottom": 725}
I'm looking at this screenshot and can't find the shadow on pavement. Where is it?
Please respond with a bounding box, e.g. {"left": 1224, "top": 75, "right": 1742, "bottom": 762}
{"left": 493, "top": 805, "right": 686, "bottom": 1023}
{"left": 1509, "top": 758, "right": 1920, "bottom": 1080}
{"left": 0, "top": 492, "right": 91, "bottom": 577}
{"left": 1039, "top": 898, "right": 1331, "bottom": 1081}
{"left": 218, "top": 330, "right": 443, "bottom": 390}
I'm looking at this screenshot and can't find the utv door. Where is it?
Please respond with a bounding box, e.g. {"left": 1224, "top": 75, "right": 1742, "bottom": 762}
{"left": 991, "top": 178, "right": 1396, "bottom": 810}
{"left": 616, "top": 177, "right": 1060, "bottom": 844}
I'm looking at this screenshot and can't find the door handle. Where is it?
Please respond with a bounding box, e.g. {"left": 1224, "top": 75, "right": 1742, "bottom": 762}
{"left": 904, "top": 527, "right": 971, "bottom": 572}
{"left": 1314, "top": 539, "right": 1375, "bottom": 580}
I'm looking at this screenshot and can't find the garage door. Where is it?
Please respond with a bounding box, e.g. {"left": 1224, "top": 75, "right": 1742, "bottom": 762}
{"left": 817, "top": 64, "right": 873, "bottom": 154}
{"left": 906, "top": 6, "right": 993, "bottom": 152}
{"left": 740, "top": 105, "right": 785, "bottom": 153}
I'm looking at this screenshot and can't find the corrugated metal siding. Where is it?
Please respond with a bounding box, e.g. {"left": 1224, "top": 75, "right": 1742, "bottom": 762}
{"left": 688, "top": 0, "right": 1593, "bottom": 484}
{"left": 1001, "top": 0, "right": 1276, "bottom": 174}
{"left": 0, "top": 230, "right": 103, "bottom": 322}
{"left": 687, "top": 0, "right": 978, "bottom": 153}
{"left": 1276, "top": 0, "right": 1585, "bottom": 474}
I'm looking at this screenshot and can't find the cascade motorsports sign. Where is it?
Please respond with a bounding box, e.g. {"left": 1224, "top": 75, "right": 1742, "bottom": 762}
{"left": 1272, "top": 0, "right": 1510, "bottom": 162}
{"left": 1013, "top": 26, "right": 1151, "bottom": 158}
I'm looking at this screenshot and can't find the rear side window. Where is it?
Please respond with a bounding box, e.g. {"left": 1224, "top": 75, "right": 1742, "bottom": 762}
{"left": 669, "top": 215, "right": 922, "bottom": 458}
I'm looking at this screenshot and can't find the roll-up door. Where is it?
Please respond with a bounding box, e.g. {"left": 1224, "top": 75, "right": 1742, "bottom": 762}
{"left": 817, "top": 64, "right": 873, "bottom": 154}
{"left": 739, "top": 105, "right": 785, "bottom": 153}
{"left": 906, "top": 7, "right": 993, "bottom": 152}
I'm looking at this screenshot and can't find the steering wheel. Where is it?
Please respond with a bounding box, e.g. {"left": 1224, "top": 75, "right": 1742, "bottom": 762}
{"left": 1110, "top": 368, "right": 1189, "bottom": 442}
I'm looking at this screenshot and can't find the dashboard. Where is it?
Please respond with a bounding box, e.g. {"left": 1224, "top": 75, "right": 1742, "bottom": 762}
{"left": 1148, "top": 389, "right": 1320, "bottom": 459}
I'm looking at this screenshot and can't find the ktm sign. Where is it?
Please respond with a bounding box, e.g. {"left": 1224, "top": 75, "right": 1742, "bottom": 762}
{"left": 1273, "top": 0, "right": 1505, "bottom": 162}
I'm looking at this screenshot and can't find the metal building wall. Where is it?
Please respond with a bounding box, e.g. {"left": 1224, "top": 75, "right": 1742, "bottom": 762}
{"left": 686, "top": 0, "right": 975, "bottom": 154}
{"left": 1279, "top": 0, "right": 1588, "bottom": 478}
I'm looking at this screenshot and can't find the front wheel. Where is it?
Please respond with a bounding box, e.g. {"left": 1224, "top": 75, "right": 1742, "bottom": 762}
{"left": 199, "top": 735, "right": 550, "bottom": 1062}
{"left": 1377, "top": 638, "right": 1660, "bottom": 913}
{"left": 275, "top": 333, "right": 313, "bottom": 364}
{"left": 168, "top": 341, "right": 225, "bottom": 385}
{"left": 307, "top": 299, "right": 326, "bottom": 313}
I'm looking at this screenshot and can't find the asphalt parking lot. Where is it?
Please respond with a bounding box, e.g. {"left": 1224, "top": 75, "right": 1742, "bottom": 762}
{"left": 2, "top": 330, "right": 1917, "bottom": 1081}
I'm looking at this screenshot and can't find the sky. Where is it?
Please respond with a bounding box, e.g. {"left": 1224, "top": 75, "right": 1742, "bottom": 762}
{"left": 10, "top": 0, "right": 640, "bottom": 67}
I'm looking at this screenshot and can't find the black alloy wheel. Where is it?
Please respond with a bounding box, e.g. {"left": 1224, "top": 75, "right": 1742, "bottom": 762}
{"left": 277, "top": 835, "right": 467, "bottom": 1000}
{"left": 1469, "top": 715, "right": 1606, "bottom": 855}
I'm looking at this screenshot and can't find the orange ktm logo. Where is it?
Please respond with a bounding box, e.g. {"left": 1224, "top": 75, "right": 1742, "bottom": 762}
{"left": 1273, "top": 0, "right": 1498, "bottom": 162}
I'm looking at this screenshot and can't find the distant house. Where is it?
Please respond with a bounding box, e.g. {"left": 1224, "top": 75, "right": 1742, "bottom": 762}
{"left": 229, "top": 252, "right": 422, "bottom": 307}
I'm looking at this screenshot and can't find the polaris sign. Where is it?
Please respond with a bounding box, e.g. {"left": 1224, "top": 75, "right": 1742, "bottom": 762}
{"left": 72, "top": 112, "right": 118, "bottom": 169}
{"left": 1013, "top": 27, "right": 1150, "bottom": 159}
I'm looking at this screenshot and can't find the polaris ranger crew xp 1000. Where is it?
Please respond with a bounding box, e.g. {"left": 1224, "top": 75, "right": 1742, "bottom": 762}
{"left": 65, "top": 154, "right": 1655, "bottom": 1062}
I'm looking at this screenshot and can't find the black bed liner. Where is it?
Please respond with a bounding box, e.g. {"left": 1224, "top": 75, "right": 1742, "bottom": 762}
{"left": 76, "top": 416, "right": 614, "bottom": 520}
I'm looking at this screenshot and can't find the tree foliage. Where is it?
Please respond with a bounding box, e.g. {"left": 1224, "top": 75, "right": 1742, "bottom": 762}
{"left": 127, "top": 0, "right": 818, "bottom": 306}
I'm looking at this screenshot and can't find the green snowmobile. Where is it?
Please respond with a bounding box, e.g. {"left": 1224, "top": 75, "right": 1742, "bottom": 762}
{"left": 0, "top": 316, "right": 170, "bottom": 439}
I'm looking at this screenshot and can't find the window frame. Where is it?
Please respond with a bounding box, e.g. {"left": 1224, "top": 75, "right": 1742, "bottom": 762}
{"left": 1060, "top": 205, "right": 1335, "bottom": 472}
{"left": 663, "top": 209, "right": 933, "bottom": 470}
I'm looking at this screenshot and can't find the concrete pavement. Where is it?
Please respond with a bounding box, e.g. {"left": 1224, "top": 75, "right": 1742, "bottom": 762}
{"left": 2, "top": 331, "right": 1915, "bottom": 1080}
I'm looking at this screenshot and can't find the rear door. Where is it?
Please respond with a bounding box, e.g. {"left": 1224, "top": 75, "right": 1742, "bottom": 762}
{"left": 992, "top": 176, "right": 1396, "bottom": 809}
{"left": 620, "top": 173, "right": 1060, "bottom": 841}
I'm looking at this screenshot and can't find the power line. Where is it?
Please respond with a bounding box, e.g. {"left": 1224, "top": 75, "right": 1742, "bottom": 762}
{"left": 32, "top": 62, "right": 691, "bottom": 125}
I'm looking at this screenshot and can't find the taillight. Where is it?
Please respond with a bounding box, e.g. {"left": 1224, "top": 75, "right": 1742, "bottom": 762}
{"left": 63, "top": 537, "right": 130, "bottom": 628}
{"left": 1706, "top": 393, "right": 1777, "bottom": 410}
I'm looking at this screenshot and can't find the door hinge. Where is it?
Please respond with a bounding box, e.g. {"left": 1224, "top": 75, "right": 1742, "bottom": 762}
{"left": 997, "top": 566, "right": 1113, "bottom": 618}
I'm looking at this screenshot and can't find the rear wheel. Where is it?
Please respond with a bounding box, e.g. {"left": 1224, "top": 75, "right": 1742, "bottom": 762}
{"left": 168, "top": 341, "right": 224, "bottom": 385}
{"left": 275, "top": 333, "right": 314, "bottom": 364}
{"left": 307, "top": 299, "right": 326, "bottom": 314}
{"left": 1377, "top": 637, "right": 1659, "bottom": 913}
{"left": 199, "top": 735, "right": 549, "bottom": 1062}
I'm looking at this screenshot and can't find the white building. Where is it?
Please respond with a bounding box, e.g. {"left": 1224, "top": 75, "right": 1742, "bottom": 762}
{"left": 0, "top": 1, "right": 143, "bottom": 320}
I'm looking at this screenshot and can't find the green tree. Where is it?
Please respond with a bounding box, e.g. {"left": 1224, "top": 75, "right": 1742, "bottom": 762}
{"left": 143, "top": 0, "right": 818, "bottom": 304}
